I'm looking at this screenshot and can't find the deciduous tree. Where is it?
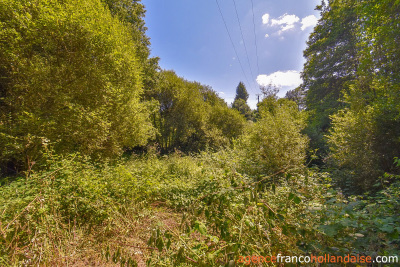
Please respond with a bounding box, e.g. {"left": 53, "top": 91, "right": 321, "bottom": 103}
{"left": 0, "top": 0, "right": 154, "bottom": 173}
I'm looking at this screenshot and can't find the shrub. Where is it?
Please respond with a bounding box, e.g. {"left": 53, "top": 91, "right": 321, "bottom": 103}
{"left": 237, "top": 98, "right": 309, "bottom": 176}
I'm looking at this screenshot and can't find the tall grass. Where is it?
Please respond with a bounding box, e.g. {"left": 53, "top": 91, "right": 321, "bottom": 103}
{"left": 1, "top": 151, "right": 399, "bottom": 266}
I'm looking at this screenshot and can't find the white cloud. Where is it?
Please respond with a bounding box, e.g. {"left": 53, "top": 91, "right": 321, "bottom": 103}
{"left": 262, "top": 13, "right": 300, "bottom": 35}
{"left": 262, "top": 13, "right": 317, "bottom": 36}
{"left": 271, "top": 14, "right": 300, "bottom": 27}
{"left": 270, "top": 14, "right": 299, "bottom": 34}
{"left": 281, "top": 24, "right": 295, "bottom": 32}
{"left": 218, "top": 91, "right": 225, "bottom": 96}
{"left": 262, "top": 13, "right": 270, "bottom": 24}
{"left": 256, "top": 70, "right": 302, "bottom": 88}
{"left": 301, "top": 15, "right": 318, "bottom": 31}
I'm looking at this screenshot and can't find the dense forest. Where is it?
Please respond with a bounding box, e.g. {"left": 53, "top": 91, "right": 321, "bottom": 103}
{"left": 0, "top": 0, "right": 399, "bottom": 266}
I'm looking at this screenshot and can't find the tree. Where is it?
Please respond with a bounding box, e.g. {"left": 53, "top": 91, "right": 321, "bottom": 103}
{"left": 101, "top": 0, "right": 160, "bottom": 95}
{"left": 326, "top": 0, "right": 400, "bottom": 192}
{"left": 149, "top": 71, "right": 245, "bottom": 152}
{"left": 232, "top": 99, "right": 253, "bottom": 121}
{"left": 234, "top": 82, "right": 249, "bottom": 102}
{"left": 285, "top": 87, "right": 306, "bottom": 110}
{"left": 0, "top": 0, "right": 154, "bottom": 173}
{"left": 207, "top": 104, "right": 245, "bottom": 143}
{"left": 301, "top": 0, "right": 359, "bottom": 160}
{"left": 200, "top": 86, "right": 246, "bottom": 144}
{"left": 232, "top": 82, "right": 253, "bottom": 120}
{"left": 260, "top": 83, "right": 279, "bottom": 99}
{"left": 150, "top": 71, "right": 205, "bottom": 152}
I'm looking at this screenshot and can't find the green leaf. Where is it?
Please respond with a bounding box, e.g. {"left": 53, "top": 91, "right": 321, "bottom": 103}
{"left": 293, "top": 196, "right": 301, "bottom": 204}
{"left": 195, "top": 220, "right": 207, "bottom": 235}
{"left": 156, "top": 236, "right": 164, "bottom": 251}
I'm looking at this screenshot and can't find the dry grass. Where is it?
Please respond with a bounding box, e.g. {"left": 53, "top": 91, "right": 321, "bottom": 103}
{"left": 2, "top": 202, "right": 182, "bottom": 266}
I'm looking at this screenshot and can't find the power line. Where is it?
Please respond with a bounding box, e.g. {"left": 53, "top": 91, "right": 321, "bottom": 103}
{"left": 250, "top": 0, "right": 260, "bottom": 77}
{"left": 215, "top": 0, "right": 252, "bottom": 93}
{"left": 232, "top": 0, "right": 256, "bottom": 93}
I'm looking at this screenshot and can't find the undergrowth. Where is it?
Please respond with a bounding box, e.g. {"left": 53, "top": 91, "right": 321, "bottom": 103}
{"left": 0, "top": 150, "right": 399, "bottom": 266}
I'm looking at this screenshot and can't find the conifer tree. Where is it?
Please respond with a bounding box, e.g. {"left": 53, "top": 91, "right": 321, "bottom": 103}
{"left": 234, "top": 82, "right": 249, "bottom": 102}
{"left": 232, "top": 82, "right": 253, "bottom": 120}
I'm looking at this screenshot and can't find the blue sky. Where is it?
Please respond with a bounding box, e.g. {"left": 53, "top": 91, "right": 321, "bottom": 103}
{"left": 142, "top": 0, "right": 321, "bottom": 108}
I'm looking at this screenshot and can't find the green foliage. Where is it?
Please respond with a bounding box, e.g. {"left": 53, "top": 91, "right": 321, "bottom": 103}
{"left": 1, "top": 149, "right": 398, "bottom": 265}
{"left": 208, "top": 104, "right": 245, "bottom": 142}
{"left": 149, "top": 70, "right": 246, "bottom": 152}
{"left": 285, "top": 86, "right": 306, "bottom": 110}
{"left": 0, "top": 0, "right": 154, "bottom": 173}
{"left": 324, "top": 0, "right": 400, "bottom": 192}
{"left": 327, "top": 105, "right": 381, "bottom": 192}
{"left": 121, "top": 151, "right": 330, "bottom": 266}
{"left": 0, "top": 153, "right": 142, "bottom": 265}
{"left": 140, "top": 151, "right": 398, "bottom": 266}
{"left": 234, "top": 82, "right": 249, "bottom": 102}
{"left": 327, "top": 81, "right": 400, "bottom": 192}
{"left": 312, "top": 178, "right": 400, "bottom": 256}
{"left": 301, "top": 0, "right": 359, "bottom": 158}
{"left": 232, "top": 98, "right": 253, "bottom": 121}
{"left": 302, "top": 0, "right": 400, "bottom": 192}
{"left": 0, "top": 0, "right": 398, "bottom": 265}
{"left": 260, "top": 83, "right": 279, "bottom": 99}
{"left": 102, "top": 0, "right": 160, "bottom": 93}
{"left": 154, "top": 173, "right": 324, "bottom": 266}
{"left": 237, "top": 98, "right": 308, "bottom": 176}
{"left": 232, "top": 82, "right": 254, "bottom": 121}
{"left": 151, "top": 70, "right": 207, "bottom": 152}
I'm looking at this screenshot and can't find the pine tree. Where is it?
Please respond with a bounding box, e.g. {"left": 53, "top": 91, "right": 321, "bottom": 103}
{"left": 232, "top": 82, "right": 252, "bottom": 120}
{"left": 234, "top": 82, "right": 249, "bottom": 102}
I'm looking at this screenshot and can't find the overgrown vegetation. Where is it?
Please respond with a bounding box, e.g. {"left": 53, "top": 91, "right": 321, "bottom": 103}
{"left": 1, "top": 151, "right": 399, "bottom": 265}
{"left": 0, "top": 0, "right": 399, "bottom": 266}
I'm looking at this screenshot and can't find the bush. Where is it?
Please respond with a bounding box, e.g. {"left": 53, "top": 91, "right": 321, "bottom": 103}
{"left": 327, "top": 82, "right": 400, "bottom": 193}
{"left": 237, "top": 98, "right": 309, "bottom": 176}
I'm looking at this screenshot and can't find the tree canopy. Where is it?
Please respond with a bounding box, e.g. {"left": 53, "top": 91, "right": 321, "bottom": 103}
{"left": 0, "top": 0, "right": 154, "bottom": 172}
{"left": 149, "top": 70, "right": 246, "bottom": 152}
{"left": 301, "top": 0, "right": 359, "bottom": 157}
{"left": 302, "top": 0, "right": 400, "bottom": 191}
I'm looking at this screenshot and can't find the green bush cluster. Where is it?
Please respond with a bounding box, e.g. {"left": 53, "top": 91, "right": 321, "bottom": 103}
{"left": 0, "top": 0, "right": 154, "bottom": 173}
{"left": 237, "top": 97, "right": 308, "bottom": 176}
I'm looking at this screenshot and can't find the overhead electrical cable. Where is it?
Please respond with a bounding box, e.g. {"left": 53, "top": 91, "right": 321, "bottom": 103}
{"left": 215, "top": 0, "right": 252, "bottom": 92}
{"left": 250, "top": 0, "right": 260, "bottom": 77}
{"left": 232, "top": 0, "right": 256, "bottom": 93}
